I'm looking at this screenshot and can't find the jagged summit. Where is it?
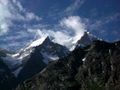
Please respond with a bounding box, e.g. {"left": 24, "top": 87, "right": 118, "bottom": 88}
{"left": 0, "top": 33, "right": 120, "bottom": 90}
{"left": 17, "top": 36, "right": 69, "bottom": 82}
{"left": 35, "top": 36, "right": 69, "bottom": 64}
{"left": 75, "top": 31, "right": 98, "bottom": 48}
{"left": 42, "top": 36, "right": 52, "bottom": 44}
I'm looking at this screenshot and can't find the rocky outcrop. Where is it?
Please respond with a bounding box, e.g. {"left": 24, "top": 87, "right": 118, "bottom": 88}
{"left": 76, "top": 40, "right": 120, "bottom": 90}
{"left": 16, "top": 40, "right": 120, "bottom": 90}
{"left": 16, "top": 46, "right": 86, "bottom": 90}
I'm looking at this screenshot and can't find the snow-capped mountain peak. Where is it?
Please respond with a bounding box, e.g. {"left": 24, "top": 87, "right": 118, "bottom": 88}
{"left": 10, "top": 36, "right": 48, "bottom": 60}
{"left": 26, "top": 36, "right": 47, "bottom": 50}
{"left": 6, "top": 36, "right": 69, "bottom": 71}
{"left": 16, "top": 36, "right": 69, "bottom": 80}
{"left": 36, "top": 37, "right": 69, "bottom": 64}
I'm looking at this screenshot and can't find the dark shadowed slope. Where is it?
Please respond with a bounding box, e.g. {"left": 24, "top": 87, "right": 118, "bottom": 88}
{"left": 16, "top": 40, "right": 120, "bottom": 90}
{"left": 0, "top": 50, "right": 16, "bottom": 90}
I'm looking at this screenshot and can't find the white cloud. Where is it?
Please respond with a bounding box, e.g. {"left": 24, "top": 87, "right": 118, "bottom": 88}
{"left": 47, "top": 30, "right": 71, "bottom": 45}
{"left": 12, "top": 0, "right": 25, "bottom": 11}
{"left": 65, "top": 0, "right": 86, "bottom": 15}
{"left": 88, "top": 13, "right": 120, "bottom": 31}
{"left": 29, "top": 16, "right": 86, "bottom": 50}
{"left": 60, "top": 16, "right": 85, "bottom": 34}
{"left": 0, "top": 23, "right": 9, "bottom": 35}
{"left": 60, "top": 16, "right": 86, "bottom": 44}
{"left": 0, "top": 0, "right": 12, "bottom": 35}
{"left": 25, "top": 12, "right": 42, "bottom": 21}
{"left": 0, "top": 0, "right": 41, "bottom": 36}
{"left": 0, "top": 0, "right": 86, "bottom": 51}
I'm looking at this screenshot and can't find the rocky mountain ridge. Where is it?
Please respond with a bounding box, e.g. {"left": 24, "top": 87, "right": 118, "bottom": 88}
{"left": 16, "top": 40, "right": 120, "bottom": 90}
{"left": 1, "top": 32, "right": 119, "bottom": 90}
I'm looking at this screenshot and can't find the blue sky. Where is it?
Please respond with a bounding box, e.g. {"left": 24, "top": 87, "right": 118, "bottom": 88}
{"left": 0, "top": 0, "right": 120, "bottom": 51}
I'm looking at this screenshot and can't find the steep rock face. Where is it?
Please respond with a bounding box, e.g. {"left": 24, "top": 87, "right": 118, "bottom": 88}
{"left": 17, "top": 37, "right": 69, "bottom": 82}
{"left": 0, "top": 55, "right": 16, "bottom": 90}
{"left": 0, "top": 49, "right": 16, "bottom": 90}
{"left": 76, "top": 40, "right": 120, "bottom": 90}
{"left": 16, "top": 40, "right": 120, "bottom": 90}
{"left": 76, "top": 32, "right": 97, "bottom": 48}
{"left": 14, "top": 37, "right": 69, "bottom": 64}
{"left": 17, "top": 47, "right": 46, "bottom": 82}
{"left": 2, "top": 37, "right": 69, "bottom": 78}
{"left": 16, "top": 47, "right": 86, "bottom": 90}
{"left": 38, "top": 37, "right": 69, "bottom": 64}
